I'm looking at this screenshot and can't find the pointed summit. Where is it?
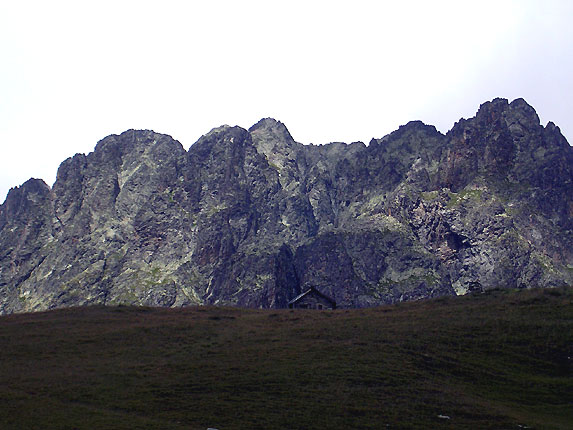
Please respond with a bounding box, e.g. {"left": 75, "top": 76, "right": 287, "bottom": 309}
{"left": 249, "top": 118, "right": 295, "bottom": 144}
{"left": 1, "top": 178, "right": 51, "bottom": 224}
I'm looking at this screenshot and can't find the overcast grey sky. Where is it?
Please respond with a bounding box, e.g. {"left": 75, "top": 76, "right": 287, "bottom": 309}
{"left": 1, "top": 0, "right": 572, "bottom": 202}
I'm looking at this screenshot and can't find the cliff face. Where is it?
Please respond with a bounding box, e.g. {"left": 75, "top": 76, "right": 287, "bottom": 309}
{"left": 1, "top": 98, "right": 572, "bottom": 314}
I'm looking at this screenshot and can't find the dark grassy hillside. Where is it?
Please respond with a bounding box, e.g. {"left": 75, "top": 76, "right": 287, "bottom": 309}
{"left": 0, "top": 287, "right": 571, "bottom": 430}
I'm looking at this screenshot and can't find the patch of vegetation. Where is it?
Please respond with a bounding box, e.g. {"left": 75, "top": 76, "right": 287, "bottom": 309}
{"left": 420, "top": 190, "right": 439, "bottom": 201}
{"left": 108, "top": 250, "right": 125, "bottom": 262}
{"left": 533, "top": 253, "right": 559, "bottom": 275}
{"left": 447, "top": 188, "right": 483, "bottom": 208}
{"left": 376, "top": 269, "right": 440, "bottom": 297}
{"left": 206, "top": 203, "right": 228, "bottom": 217}
{"left": 0, "top": 287, "right": 571, "bottom": 429}
{"left": 137, "top": 265, "right": 173, "bottom": 290}
{"left": 490, "top": 178, "right": 532, "bottom": 201}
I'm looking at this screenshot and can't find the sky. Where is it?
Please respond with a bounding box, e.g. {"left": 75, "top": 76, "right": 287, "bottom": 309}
{"left": 1, "top": 0, "right": 572, "bottom": 202}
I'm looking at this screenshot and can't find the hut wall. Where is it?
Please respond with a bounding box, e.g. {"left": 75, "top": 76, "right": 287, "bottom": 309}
{"left": 290, "top": 292, "right": 335, "bottom": 310}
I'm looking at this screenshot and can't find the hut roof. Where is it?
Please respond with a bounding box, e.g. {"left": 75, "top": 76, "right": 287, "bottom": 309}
{"left": 288, "top": 287, "right": 336, "bottom": 306}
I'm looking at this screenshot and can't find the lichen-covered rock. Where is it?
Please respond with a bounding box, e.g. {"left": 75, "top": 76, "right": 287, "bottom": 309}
{"left": 1, "top": 98, "right": 572, "bottom": 314}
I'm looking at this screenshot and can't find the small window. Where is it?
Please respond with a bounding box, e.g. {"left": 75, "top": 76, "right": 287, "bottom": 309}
{"left": 317, "top": 304, "right": 323, "bottom": 310}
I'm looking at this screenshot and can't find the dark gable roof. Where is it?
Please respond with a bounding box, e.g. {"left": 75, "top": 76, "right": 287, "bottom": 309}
{"left": 288, "top": 287, "right": 336, "bottom": 305}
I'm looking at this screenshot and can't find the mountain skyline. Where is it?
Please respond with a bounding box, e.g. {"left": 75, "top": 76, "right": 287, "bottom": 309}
{"left": 2, "top": 1, "right": 573, "bottom": 202}
{"left": 1, "top": 97, "right": 571, "bottom": 315}
{"left": 2, "top": 96, "right": 571, "bottom": 205}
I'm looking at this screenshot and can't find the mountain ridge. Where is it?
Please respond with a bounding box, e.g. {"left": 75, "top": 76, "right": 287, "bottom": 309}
{"left": 1, "top": 97, "right": 572, "bottom": 314}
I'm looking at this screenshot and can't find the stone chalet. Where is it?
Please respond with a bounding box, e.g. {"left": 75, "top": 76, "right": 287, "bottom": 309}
{"left": 288, "top": 287, "right": 336, "bottom": 310}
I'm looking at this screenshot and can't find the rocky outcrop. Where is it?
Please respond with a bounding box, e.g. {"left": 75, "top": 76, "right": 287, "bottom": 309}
{"left": 1, "top": 98, "right": 572, "bottom": 314}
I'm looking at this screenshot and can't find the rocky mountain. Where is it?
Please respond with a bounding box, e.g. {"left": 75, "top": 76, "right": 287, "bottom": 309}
{"left": 1, "top": 98, "right": 572, "bottom": 314}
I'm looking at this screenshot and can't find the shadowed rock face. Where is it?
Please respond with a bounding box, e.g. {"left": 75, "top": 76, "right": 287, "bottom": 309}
{"left": 1, "top": 99, "right": 572, "bottom": 314}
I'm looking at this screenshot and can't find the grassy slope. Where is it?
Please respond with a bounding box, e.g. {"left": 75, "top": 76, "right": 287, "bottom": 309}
{"left": 0, "top": 287, "right": 571, "bottom": 430}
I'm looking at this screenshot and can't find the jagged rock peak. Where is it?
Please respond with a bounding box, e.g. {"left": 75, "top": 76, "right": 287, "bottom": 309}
{"left": 249, "top": 117, "right": 295, "bottom": 142}
{"left": 0, "top": 178, "right": 51, "bottom": 228}
{"left": 93, "top": 129, "right": 184, "bottom": 154}
{"left": 193, "top": 125, "right": 252, "bottom": 149}
{"left": 6, "top": 177, "right": 50, "bottom": 196}
{"left": 391, "top": 120, "right": 441, "bottom": 138}
{"left": 250, "top": 117, "right": 288, "bottom": 131}
{"left": 2, "top": 178, "right": 50, "bottom": 207}
{"left": 474, "top": 97, "right": 540, "bottom": 128}
{"left": 202, "top": 124, "right": 235, "bottom": 135}
{"left": 401, "top": 120, "right": 438, "bottom": 131}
